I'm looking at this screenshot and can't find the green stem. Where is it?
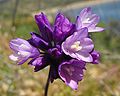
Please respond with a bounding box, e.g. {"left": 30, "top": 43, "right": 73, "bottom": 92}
{"left": 44, "top": 66, "right": 51, "bottom": 96}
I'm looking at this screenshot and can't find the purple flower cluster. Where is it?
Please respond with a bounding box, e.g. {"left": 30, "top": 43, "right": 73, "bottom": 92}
{"left": 9, "top": 7, "right": 104, "bottom": 90}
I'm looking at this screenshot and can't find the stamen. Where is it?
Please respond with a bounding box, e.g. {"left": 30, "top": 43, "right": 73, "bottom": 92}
{"left": 71, "top": 41, "right": 82, "bottom": 51}
{"left": 20, "top": 44, "right": 30, "bottom": 50}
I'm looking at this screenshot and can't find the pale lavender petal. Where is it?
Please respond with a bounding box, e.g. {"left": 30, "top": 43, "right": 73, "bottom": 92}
{"left": 75, "top": 16, "right": 82, "bottom": 30}
{"left": 18, "top": 50, "right": 31, "bottom": 57}
{"left": 9, "top": 54, "right": 19, "bottom": 61}
{"left": 12, "top": 38, "right": 31, "bottom": 46}
{"left": 80, "top": 7, "right": 92, "bottom": 21}
{"left": 67, "top": 80, "right": 78, "bottom": 90}
{"left": 76, "top": 52, "right": 93, "bottom": 62}
{"left": 19, "top": 44, "right": 31, "bottom": 51}
{"left": 88, "top": 15, "right": 100, "bottom": 27}
{"left": 10, "top": 38, "right": 31, "bottom": 51}
{"left": 88, "top": 27, "right": 105, "bottom": 32}
{"left": 75, "top": 27, "right": 88, "bottom": 40}
{"left": 9, "top": 53, "right": 29, "bottom": 65}
{"left": 61, "top": 37, "right": 74, "bottom": 55}
{"left": 9, "top": 42, "right": 19, "bottom": 52}
{"left": 80, "top": 38, "right": 94, "bottom": 52}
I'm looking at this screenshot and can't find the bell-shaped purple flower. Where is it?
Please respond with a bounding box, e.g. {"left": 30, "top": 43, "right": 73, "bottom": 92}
{"left": 76, "top": 7, "right": 104, "bottom": 32}
{"left": 9, "top": 38, "right": 40, "bottom": 64}
{"left": 54, "top": 13, "right": 74, "bottom": 43}
{"left": 58, "top": 59, "right": 86, "bottom": 90}
{"left": 35, "top": 12, "right": 53, "bottom": 42}
{"left": 62, "top": 28, "right": 94, "bottom": 62}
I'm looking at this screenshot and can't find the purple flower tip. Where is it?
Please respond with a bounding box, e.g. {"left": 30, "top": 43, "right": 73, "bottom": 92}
{"left": 54, "top": 13, "right": 74, "bottom": 43}
{"left": 91, "top": 50, "right": 100, "bottom": 64}
{"left": 76, "top": 7, "right": 104, "bottom": 32}
{"left": 29, "top": 56, "right": 48, "bottom": 72}
{"left": 35, "top": 12, "right": 53, "bottom": 42}
{"left": 28, "top": 32, "right": 49, "bottom": 51}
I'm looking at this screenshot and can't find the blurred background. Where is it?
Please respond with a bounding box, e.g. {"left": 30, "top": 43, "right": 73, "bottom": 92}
{"left": 0, "top": 0, "right": 120, "bottom": 96}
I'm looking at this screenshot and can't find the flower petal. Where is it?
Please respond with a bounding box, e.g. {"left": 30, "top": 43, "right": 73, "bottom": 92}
{"left": 61, "top": 28, "right": 88, "bottom": 55}
{"left": 62, "top": 28, "right": 93, "bottom": 62}
{"left": 9, "top": 54, "right": 19, "bottom": 61}
{"left": 35, "top": 12, "right": 53, "bottom": 42}
{"left": 89, "top": 27, "right": 105, "bottom": 32}
{"left": 80, "top": 7, "right": 92, "bottom": 21}
{"left": 80, "top": 38, "right": 94, "bottom": 52}
{"left": 18, "top": 50, "right": 31, "bottom": 57}
{"left": 9, "top": 38, "right": 31, "bottom": 51}
{"left": 18, "top": 57, "right": 29, "bottom": 65}
{"left": 58, "top": 59, "right": 86, "bottom": 90}
{"left": 29, "top": 56, "right": 49, "bottom": 72}
{"left": 67, "top": 80, "right": 78, "bottom": 90}
{"left": 76, "top": 28, "right": 88, "bottom": 40}
{"left": 75, "top": 16, "right": 82, "bottom": 30}
{"left": 28, "top": 32, "right": 49, "bottom": 51}
{"left": 91, "top": 50, "right": 100, "bottom": 64}
{"left": 76, "top": 7, "right": 104, "bottom": 32}
{"left": 76, "top": 52, "right": 93, "bottom": 62}
{"left": 54, "top": 13, "right": 73, "bottom": 43}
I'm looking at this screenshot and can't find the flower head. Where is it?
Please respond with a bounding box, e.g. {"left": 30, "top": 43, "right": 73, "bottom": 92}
{"left": 9, "top": 7, "right": 104, "bottom": 90}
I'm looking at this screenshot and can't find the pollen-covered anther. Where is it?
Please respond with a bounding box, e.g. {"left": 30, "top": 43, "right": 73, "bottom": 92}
{"left": 71, "top": 41, "right": 82, "bottom": 51}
